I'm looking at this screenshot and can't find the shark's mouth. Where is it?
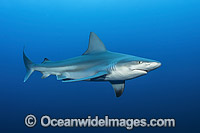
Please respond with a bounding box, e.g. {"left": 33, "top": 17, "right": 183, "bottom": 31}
{"left": 138, "top": 69, "right": 148, "bottom": 72}
{"left": 129, "top": 68, "right": 148, "bottom": 73}
{"left": 128, "top": 69, "right": 148, "bottom": 76}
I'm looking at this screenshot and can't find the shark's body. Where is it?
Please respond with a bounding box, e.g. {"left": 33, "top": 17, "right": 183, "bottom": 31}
{"left": 23, "top": 32, "right": 161, "bottom": 97}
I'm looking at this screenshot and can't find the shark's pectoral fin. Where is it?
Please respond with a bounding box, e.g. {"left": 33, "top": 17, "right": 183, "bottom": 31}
{"left": 62, "top": 71, "right": 108, "bottom": 83}
{"left": 109, "top": 80, "right": 125, "bottom": 97}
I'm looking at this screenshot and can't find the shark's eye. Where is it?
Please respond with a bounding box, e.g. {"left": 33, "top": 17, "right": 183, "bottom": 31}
{"left": 138, "top": 61, "right": 143, "bottom": 64}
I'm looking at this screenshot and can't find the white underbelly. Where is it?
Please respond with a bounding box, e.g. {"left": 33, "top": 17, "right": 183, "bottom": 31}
{"left": 105, "top": 70, "right": 147, "bottom": 80}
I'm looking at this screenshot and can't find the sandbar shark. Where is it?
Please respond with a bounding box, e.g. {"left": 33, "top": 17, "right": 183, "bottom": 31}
{"left": 23, "top": 32, "right": 161, "bottom": 97}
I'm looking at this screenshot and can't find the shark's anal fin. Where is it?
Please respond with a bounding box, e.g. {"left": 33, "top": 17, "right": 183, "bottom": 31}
{"left": 109, "top": 80, "right": 125, "bottom": 97}
{"left": 41, "top": 73, "right": 50, "bottom": 79}
{"left": 62, "top": 71, "right": 108, "bottom": 82}
{"left": 41, "top": 71, "right": 50, "bottom": 79}
{"left": 83, "top": 32, "right": 107, "bottom": 55}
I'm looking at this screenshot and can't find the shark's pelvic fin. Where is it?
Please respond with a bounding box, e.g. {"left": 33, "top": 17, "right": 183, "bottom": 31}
{"left": 109, "top": 80, "right": 125, "bottom": 97}
{"left": 62, "top": 71, "right": 108, "bottom": 82}
{"left": 83, "top": 32, "right": 107, "bottom": 55}
{"left": 56, "top": 73, "right": 69, "bottom": 80}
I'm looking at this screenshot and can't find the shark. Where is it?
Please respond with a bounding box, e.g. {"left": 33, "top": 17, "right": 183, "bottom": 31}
{"left": 23, "top": 32, "right": 161, "bottom": 97}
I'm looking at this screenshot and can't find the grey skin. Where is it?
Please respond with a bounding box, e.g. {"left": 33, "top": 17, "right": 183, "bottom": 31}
{"left": 23, "top": 32, "right": 161, "bottom": 97}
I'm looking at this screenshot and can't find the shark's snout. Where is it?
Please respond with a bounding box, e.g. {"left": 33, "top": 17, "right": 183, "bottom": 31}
{"left": 154, "top": 62, "right": 161, "bottom": 68}
{"left": 147, "top": 62, "right": 161, "bottom": 71}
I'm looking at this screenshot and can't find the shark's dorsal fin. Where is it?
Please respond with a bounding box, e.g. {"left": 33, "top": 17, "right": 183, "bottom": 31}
{"left": 83, "top": 32, "right": 107, "bottom": 55}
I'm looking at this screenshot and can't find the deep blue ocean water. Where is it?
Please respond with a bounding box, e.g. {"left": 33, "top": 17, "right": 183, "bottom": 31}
{"left": 0, "top": 0, "right": 200, "bottom": 132}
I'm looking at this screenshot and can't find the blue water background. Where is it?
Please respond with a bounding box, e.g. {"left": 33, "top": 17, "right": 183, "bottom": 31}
{"left": 0, "top": 0, "right": 200, "bottom": 132}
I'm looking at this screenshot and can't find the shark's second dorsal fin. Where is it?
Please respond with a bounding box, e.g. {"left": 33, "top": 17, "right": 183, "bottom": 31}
{"left": 83, "top": 32, "right": 107, "bottom": 55}
{"left": 42, "top": 58, "right": 50, "bottom": 63}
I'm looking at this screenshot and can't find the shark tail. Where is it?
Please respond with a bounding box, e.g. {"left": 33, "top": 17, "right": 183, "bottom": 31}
{"left": 23, "top": 48, "right": 35, "bottom": 82}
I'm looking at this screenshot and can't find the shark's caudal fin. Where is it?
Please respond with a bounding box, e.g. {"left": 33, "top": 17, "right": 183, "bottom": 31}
{"left": 23, "top": 49, "right": 35, "bottom": 82}
{"left": 83, "top": 32, "right": 107, "bottom": 55}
